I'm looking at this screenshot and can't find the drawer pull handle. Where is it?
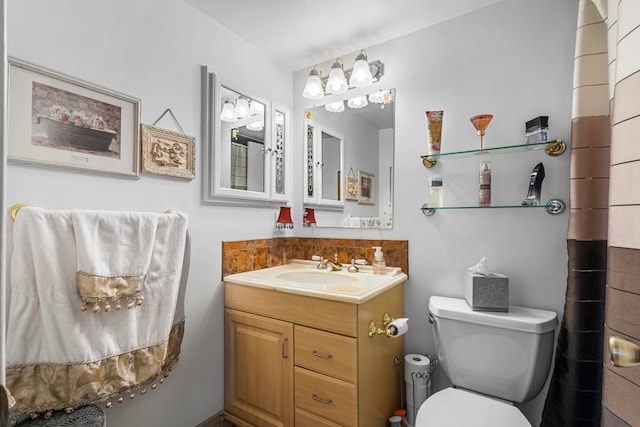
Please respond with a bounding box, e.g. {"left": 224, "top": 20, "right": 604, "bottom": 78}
{"left": 312, "top": 350, "right": 333, "bottom": 359}
{"left": 312, "top": 394, "right": 333, "bottom": 405}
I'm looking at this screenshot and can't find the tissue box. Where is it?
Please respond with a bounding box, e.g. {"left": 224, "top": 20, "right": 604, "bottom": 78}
{"left": 465, "top": 272, "right": 509, "bottom": 312}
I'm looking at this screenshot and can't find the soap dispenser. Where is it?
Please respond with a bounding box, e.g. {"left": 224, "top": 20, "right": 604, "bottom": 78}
{"left": 372, "top": 246, "right": 386, "bottom": 275}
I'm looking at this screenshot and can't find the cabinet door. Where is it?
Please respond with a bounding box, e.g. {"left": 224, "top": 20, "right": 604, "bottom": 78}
{"left": 225, "top": 309, "right": 294, "bottom": 427}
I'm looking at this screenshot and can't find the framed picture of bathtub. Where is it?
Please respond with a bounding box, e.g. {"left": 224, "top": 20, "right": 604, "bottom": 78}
{"left": 7, "top": 57, "right": 141, "bottom": 178}
{"left": 358, "top": 170, "right": 375, "bottom": 205}
{"left": 140, "top": 123, "right": 196, "bottom": 179}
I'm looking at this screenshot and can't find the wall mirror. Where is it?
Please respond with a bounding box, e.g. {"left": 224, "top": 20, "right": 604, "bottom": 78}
{"left": 201, "top": 67, "right": 290, "bottom": 206}
{"left": 303, "top": 88, "right": 395, "bottom": 228}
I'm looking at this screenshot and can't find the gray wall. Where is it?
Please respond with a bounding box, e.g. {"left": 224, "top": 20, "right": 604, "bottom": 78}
{"left": 294, "top": 0, "right": 577, "bottom": 424}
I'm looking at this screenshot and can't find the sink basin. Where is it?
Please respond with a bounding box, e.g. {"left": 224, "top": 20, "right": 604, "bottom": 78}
{"left": 223, "top": 260, "right": 408, "bottom": 303}
{"left": 276, "top": 270, "right": 359, "bottom": 286}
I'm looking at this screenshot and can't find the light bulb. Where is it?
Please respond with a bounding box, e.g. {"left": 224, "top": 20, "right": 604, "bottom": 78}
{"left": 349, "top": 49, "right": 373, "bottom": 88}
{"left": 369, "top": 89, "right": 394, "bottom": 105}
{"left": 348, "top": 95, "right": 368, "bottom": 109}
{"left": 249, "top": 101, "right": 264, "bottom": 116}
{"left": 220, "top": 99, "right": 237, "bottom": 122}
{"left": 246, "top": 120, "right": 264, "bottom": 131}
{"left": 235, "top": 98, "right": 249, "bottom": 118}
{"left": 325, "top": 101, "right": 345, "bottom": 113}
{"left": 302, "top": 66, "right": 325, "bottom": 100}
{"left": 326, "top": 59, "right": 348, "bottom": 94}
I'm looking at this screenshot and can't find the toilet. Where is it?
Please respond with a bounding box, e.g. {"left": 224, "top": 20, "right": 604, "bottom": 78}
{"left": 414, "top": 296, "right": 558, "bottom": 427}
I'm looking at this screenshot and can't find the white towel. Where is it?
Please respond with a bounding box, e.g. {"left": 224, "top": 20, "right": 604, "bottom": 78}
{"left": 6, "top": 206, "right": 189, "bottom": 416}
{"left": 72, "top": 210, "right": 161, "bottom": 310}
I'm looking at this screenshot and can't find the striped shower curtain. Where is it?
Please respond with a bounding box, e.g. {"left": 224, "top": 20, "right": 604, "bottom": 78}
{"left": 542, "top": 1, "right": 640, "bottom": 425}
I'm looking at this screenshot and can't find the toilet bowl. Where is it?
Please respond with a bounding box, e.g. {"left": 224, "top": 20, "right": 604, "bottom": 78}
{"left": 413, "top": 296, "right": 558, "bottom": 427}
{"left": 415, "top": 388, "right": 530, "bottom": 427}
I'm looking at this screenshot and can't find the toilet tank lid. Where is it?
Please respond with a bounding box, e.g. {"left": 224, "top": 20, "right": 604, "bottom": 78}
{"left": 429, "top": 296, "right": 558, "bottom": 333}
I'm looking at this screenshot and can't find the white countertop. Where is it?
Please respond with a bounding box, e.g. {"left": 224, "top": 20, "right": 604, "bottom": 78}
{"left": 223, "top": 259, "right": 407, "bottom": 303}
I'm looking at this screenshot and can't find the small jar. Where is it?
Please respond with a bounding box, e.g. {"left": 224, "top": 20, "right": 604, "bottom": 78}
{"left": 389, "top": 415, "right": 402, "bottom": 427}
{"left": 428, "top": 176, "right": 443, "bottom": 207}
{"left": 524, "top": 116, "right": 549, "bottom": 144}
{"left": 524, "top": 125, "right": 548, "bottom": 144}
{"left": 393, "top": 409, "right": 406, "bottom": 427}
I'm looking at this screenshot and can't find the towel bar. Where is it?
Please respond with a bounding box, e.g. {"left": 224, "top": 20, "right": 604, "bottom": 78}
{"left": 8, "top": 203, "right": 178, "bottom": 222}
{"left": 8, "top": 203, "right": 29, "bottom": 222}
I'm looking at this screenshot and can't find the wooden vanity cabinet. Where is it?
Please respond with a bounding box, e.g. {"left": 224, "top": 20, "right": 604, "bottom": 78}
{"left": 224, "top": 281, "right": 404, "bottom": 427}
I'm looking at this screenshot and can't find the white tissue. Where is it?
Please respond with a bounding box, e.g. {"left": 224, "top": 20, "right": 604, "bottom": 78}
{"left": 387, "top": 318, "right": 409, "bottom": 338}
{"left": 467, "top": 257, "right": 491, "bottom": 276}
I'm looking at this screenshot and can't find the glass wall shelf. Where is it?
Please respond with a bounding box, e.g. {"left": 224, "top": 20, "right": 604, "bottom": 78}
{"left": 420, "top": 139, "right": 565, "bottom": 168}
{"left": 420, "top": 199, "right": 566, "bottom": 216}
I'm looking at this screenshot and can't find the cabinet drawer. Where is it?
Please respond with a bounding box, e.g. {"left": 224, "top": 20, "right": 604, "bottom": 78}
{"left": 295, "top": 408, "right": 343, "bottom": 427}
{"left": 295, "top": 325, "right": 357, "bottom": 383}
{"left": 295, "top": 367, "right": 357, "bottom": 427}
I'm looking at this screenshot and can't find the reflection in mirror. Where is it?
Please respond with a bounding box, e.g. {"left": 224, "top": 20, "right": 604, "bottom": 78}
{"left": 303, "top": 120, "right": 344, "bottom": 209}
{"left": 322, "top": 131, "right": 341, "bottom": 201}
{"left": 304, "top": 88, "right": 395, "bottom": 228}
{"left": 219, "top": 86, "right": 266, "bottom": 192}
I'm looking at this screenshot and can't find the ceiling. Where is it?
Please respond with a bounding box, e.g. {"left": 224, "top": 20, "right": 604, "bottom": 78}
{"left": 186, "top": 0, "right": 505, "bottom": 72}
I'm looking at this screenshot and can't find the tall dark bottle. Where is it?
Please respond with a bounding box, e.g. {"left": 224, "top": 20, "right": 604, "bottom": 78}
{"left": 522, "top": 162, "right": 545, "bottom": 205}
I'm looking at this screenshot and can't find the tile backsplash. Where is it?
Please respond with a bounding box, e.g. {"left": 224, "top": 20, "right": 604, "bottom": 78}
{"left": 222, "top": 237, "right": 408, "bottom": 279}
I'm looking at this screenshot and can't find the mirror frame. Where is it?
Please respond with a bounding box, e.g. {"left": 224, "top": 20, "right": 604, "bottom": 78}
{"left": 201, "top": 66, "right": 289, "bottom": 207}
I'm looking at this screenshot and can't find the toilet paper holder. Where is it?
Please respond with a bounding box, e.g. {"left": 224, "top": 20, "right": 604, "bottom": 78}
{"left": 368, "top": 312, "right": 408, "bottom": 338}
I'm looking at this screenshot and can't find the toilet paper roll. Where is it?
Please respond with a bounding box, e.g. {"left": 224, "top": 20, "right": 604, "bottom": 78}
{"left": 387, "top": 318, "right": 409, "bottom": 338}
{"left": 404, "top": 354, "right": 431, "bottom": 427}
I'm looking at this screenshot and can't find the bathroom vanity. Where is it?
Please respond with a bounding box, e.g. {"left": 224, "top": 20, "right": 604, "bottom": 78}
{"left": 223, "top": 261, "right": 407, "bottom": 427}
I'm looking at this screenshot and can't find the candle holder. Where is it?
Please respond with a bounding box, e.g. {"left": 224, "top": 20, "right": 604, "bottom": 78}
{"left": 470, "top": 114, "right": 493, "bottom": 150}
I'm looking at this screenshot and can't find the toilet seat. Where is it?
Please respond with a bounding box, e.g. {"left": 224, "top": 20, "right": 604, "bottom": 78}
{"left": 415, "top": 387, "right": 531, "bottom": 427}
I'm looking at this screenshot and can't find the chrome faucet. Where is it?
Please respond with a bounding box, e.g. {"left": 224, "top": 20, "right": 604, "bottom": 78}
{"left": 317, "top": 254, "right": 342, "bottom": 271}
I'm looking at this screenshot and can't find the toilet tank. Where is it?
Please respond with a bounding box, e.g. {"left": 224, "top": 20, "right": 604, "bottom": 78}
{"left": 428, "top": 296, "right": 558, "bottom": 403}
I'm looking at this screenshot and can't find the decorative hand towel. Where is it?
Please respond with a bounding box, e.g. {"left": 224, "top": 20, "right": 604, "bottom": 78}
{"left": 71, "top": 210, "right": 160, "bottom": 312}
{"left": 5, "top": 206, "right": 189, "bottom": 420}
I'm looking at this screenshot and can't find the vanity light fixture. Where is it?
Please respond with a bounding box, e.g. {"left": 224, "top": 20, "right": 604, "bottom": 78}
{"left": 302, "top": 49, "right": 384, "bottom": 100}
{"left": 326, "top": 58, "right": 348, "bottom": 94}
{"left": 275, "top": 206, "right": 294, "bottom": 229}
{"left": 325, "top": 100, "right": 345, "bottom": 113}
{"left": 220, "top": 97, "right": 238, "bottom": 122}
{"left": 347, "top": 95, "right": 368, "bottom": 109}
